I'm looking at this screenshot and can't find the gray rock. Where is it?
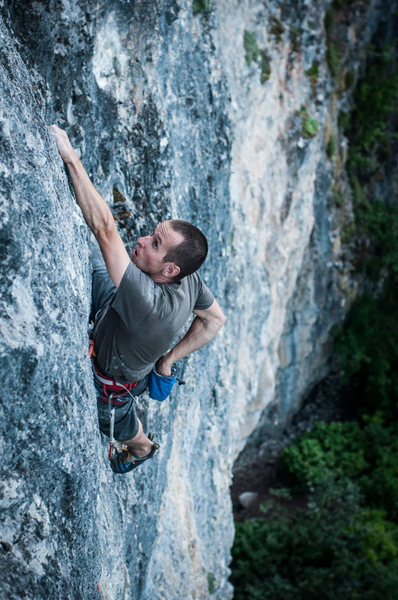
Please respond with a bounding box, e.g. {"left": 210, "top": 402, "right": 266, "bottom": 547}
{"left": 0, "top": 0, "right": 394, "bottom": 598}
{"left": 238, "top": 492, "right": 259, "bottom": 509}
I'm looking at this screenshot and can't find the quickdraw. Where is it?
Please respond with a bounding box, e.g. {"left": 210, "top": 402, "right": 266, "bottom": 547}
{"left": 108, "top": 393, "right": 116, "bottom": 459}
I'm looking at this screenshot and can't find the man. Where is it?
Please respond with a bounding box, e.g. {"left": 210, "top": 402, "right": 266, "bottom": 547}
{"left": 50, "top": 125, "right": 226, "bottom": 474}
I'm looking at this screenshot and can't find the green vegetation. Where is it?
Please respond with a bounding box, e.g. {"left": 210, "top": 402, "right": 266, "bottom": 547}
{"left": 325, "top": 0, "right": 365, "bottom": 34}
{"left": 300, "top": 107, "right": 318, "bottom": 139}
{"left": 305, "top": 60, "right": 319, "bottom": 82}
{"left": 244, "top": 30, "right": 259, "bottom": 66}
{"left": 346, "top": 49, "right": 398, "bottom": 175}
{"left": 230, "top": 231, "right": 236, "bottom": 256}
{"left": 243, "top": 31, "right": 271, "bottom": 84}
{"left": 231, "top": 410, "right": 398, "bottom": 599}
{"left": 282, "top": 420, "right": 398, "bottom": 520}
{"left": 282, "top": 421, "right": 367, "bottom": 489}
{"left": 340, "top": 220, "right": 356, "bottom": 245}
{"left": 192, "top": 0, "right": 210, "bottom": 15}
{"left": 269, "top": 16, "right": 285, "bottom": 43}
{"left": 324, "top": 6, "right": 334, "bottom": 36}
{"left": 207, "top": 572, "right": 215, "bottom": 594}
{"left": 345, "top": 68, "right": 355, "bottom": 89}
{"left": 324, "top": 0, "right": 369, "bottom": 76}
{"left": 259, "top": 50, "right": 271, "bottom": 84}
{"left": 232, "top": 480, "right": 398, "bottom": 599}
{"left": 334, "top": 291, "right": 398, "bottom": 418}
{"left": 290, "top": 25, "right": 300, "bottom": 51}
{"left": 326, "top": 135, "right": 335, "bottom": 158}
{"left": 338, "top": 109, "right": 350, "bottom": 131}
{"left": 327, "top": 41, "right": 341, "bottom": 77}
{"left": 324, "top": 2, "right": 341, "bottom": 77}
{"left": 333, "top": 187, "right": 344, "bottom": 207}
{"left": 343, "top": 46, "right": 398, "bottom": 278}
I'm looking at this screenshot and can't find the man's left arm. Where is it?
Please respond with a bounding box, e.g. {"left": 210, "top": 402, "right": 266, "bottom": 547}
{"left": 156, "top": 299, "right": 226, "bottom": 376}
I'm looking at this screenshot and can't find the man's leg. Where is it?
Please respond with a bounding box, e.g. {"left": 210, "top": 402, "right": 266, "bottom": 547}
{"left": 120, "top": 419, "right": 154, "bottom": 458}
{"left": 96, "top": 379, "right": 156, "bottom": 461}
{"left": 91, "top": 244, "right": 157, "bottom": 466}
{"left": 115, "top": 377, "right": 154, "bottom": 458}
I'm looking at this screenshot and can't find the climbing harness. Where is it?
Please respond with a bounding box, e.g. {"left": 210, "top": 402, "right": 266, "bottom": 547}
{"left": 106, "top": 381, "right": 160, "bottom": 471}
{"left": 92, "top": 362, "right": 138, "bottom": 405}
{"left": 89, "top": 340, "right": 138, "bottom": 405}
{"left": 89, "top": 340, "right": 140, "bottom": 461}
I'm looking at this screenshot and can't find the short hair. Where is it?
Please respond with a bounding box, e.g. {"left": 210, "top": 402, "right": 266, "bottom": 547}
{"left": 164, "top": 219, "right": 208, "bottom": 281}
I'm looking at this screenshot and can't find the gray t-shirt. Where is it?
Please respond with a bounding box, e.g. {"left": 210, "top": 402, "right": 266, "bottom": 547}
{"left": 92, "top": 262, "right": 214, "bottom": 383}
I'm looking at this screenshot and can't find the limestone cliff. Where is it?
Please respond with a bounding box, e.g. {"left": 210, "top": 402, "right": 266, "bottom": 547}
{"left": 0, "top": 1, "right": 390, "bottom": 598}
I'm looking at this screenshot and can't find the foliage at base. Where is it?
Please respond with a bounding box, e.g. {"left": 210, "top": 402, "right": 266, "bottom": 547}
{"left": 231, "top": 414, "right": 398, "bottom": 599}
{"left": 231, "top": 479, "right": 398, "bottom": 600}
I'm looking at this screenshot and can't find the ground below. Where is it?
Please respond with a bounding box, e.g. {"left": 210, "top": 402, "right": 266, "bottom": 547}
{"left": 230, "top": 369, "right": 359, "bottom": 522}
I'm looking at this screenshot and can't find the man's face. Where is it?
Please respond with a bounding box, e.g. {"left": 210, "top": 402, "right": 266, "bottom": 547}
{"left": 131, "top": 220, "right": 184, "bottom": 279}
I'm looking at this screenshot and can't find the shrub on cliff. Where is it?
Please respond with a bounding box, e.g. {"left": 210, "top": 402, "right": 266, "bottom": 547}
{"left": 343, "top": 44, "right": 398, "bottom": 280}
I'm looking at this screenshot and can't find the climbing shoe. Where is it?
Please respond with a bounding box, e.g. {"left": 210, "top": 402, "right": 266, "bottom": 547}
{"left": 109, "top": 433, "right": 159, "bottom": 474}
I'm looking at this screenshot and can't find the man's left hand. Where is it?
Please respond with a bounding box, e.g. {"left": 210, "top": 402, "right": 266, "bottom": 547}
{"left": 49, "top": 125, "right": 77, "bottom": 164}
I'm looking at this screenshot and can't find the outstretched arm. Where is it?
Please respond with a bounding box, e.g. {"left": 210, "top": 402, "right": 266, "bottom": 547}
{"left": 50, "top": 125, "right": 130, "bottom": 287}
{"left": 156, "top": 299, "right": 226, "bottom": 376}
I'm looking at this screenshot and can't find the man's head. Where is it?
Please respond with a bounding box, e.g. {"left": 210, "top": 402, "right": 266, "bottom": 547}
{"left": 131, "top": 219, "right": 208, "bottom": 283}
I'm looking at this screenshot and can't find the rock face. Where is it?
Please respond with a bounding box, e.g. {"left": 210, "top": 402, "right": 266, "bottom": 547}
{"left": 0, "top": 0, "right": 391, "bottom": 598}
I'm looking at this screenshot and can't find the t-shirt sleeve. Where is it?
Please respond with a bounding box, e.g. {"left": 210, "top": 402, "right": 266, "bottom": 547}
{"left": 111, "top": 261, "right": 155, "bottom": 323}
{"left": 193, "top": 275, "right": 215, "bottom": 310}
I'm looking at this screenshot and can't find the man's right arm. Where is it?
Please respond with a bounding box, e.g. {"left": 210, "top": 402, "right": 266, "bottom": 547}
{"left": 50, "top": 125, "right": 130, "bottom": 287}
{"left": 156, "top": 299, "right": 226, "bottom": 376}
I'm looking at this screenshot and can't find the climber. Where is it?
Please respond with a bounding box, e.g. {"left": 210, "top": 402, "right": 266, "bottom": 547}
{"left": 50, "top": 125, "right": 226, "bottom": 474}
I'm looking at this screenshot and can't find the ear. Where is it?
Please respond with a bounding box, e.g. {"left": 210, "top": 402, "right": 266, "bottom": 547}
{"left": 161, "top": 262, "right": 180, "bottom": 279}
